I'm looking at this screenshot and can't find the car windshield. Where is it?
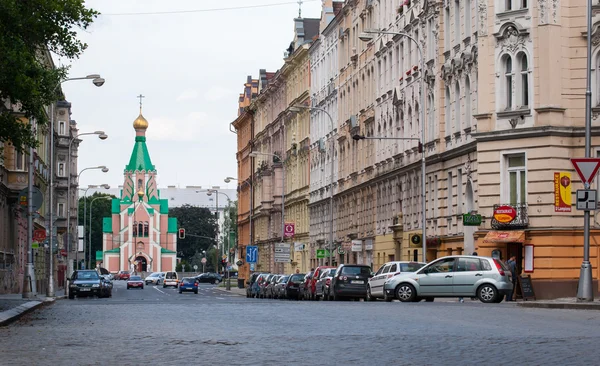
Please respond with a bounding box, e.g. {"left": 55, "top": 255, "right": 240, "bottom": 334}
{"left": 130, "top": 276, "right": 142, "bottom": 281}
{"left": 280, "top": 276, "right": 289, "bottom": 282}
{"left": 290, "top": 274, "right": 305, "bottom": 282}
{"left": 400, "top": 263, "right": 426, "bottom": 272}
{"left": 340, "top": 266, "right": 371, "bottom": 275}
{"left": 183, "top": 278, "right": 195, "bottom": 283}
{"left": 166, "top": 273, "right": 176, "bottom": 279}
{"left": 75, "top": 271, "right": 99, "bottom": 280}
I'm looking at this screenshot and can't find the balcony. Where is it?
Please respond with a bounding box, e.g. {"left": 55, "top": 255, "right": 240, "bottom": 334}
{"left": 491, "top": 203, "right": 528, "bottom": 229}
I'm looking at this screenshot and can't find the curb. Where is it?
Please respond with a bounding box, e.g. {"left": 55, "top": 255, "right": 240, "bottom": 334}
{"left": 215, "top": 288, "right": 245, "bottom": 296}
{"left": 0, "top": 301, "right": 45, "bottom": 327}
{"left": 518, "top": 302, "right": 600, "bottom": 311}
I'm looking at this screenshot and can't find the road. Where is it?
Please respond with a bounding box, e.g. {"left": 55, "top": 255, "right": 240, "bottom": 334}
{"left": 1, "top": 280, "right": 600, "bottom": 365}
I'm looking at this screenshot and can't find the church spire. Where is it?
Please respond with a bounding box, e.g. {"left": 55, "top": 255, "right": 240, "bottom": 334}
{"left": 133, "top": 94, "right": 149, "bottom": 131}
{"left": 127, "top": 96, "right": 155, "bottom": 172}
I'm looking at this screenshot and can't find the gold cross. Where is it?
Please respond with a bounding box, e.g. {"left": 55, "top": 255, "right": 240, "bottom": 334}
{"left": 137, "top": 94, "right": 145, "bottom": 111}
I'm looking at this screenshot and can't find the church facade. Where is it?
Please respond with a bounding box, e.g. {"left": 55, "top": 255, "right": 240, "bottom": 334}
{"left": 100, "top": 108, "right": 178, "bottom": 273}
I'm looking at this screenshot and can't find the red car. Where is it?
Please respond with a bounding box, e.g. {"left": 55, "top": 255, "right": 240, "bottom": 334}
{"left": 115, "top": 271, "right": 130, "bottom": 281}
{"left": 127, "top": 275, "right": 144, "bottom": 289}
{"left": 307, "top": 266, "right": 336, "bottom": 300}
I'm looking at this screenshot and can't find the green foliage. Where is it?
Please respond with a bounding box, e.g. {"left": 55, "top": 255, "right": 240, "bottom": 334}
{"left": 0, "top": 0, "right": 98, "bottom": 151}
{"left": 78, "top": 192, "right": 115, "bottom": 268}
{"left": 169, "top": 204, "right": 218, "bottom": 262}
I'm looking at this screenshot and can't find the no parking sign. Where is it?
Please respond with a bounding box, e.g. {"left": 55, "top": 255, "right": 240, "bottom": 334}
{"left": 284, "top": 223, "right": 295, "bottom": 238}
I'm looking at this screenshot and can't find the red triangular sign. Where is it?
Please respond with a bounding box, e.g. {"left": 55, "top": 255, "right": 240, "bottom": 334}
{"left": 571, "top": 158, "right": 600, "bottom": 185}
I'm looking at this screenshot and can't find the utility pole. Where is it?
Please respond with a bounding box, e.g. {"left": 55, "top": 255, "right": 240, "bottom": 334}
{"left": 23, "top": 122, "right": 37, "bottom": 299}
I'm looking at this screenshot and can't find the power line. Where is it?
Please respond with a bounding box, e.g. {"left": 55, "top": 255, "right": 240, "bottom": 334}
{"left": 102, "top": 0, "right": 318, "bottom": 16}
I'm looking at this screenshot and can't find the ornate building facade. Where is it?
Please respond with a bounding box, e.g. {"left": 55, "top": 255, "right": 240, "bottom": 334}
{"left": 100, "top": 109, "right": 178, "bottom": 273}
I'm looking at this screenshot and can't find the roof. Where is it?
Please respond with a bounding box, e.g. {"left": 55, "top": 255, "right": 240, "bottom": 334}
{"left": 303, "top": 18, "right": 320, "bottom": 43}
{"left": 125, "top": 136, "right": 156, "bottom": 172}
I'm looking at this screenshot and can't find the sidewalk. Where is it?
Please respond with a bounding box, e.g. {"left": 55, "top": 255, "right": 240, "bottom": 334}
{"left": 0, "top": 289, "right": 66, "bottom": 326}
{"left": 517, "top": 297, "right": 600, "bottom": 310}
{"left": 215, "top": 286, "right": 246, "bottom": 296}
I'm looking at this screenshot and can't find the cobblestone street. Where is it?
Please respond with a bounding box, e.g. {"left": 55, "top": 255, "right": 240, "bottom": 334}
{"left": 1, "top": 281, "right": 599, "bottom": 365}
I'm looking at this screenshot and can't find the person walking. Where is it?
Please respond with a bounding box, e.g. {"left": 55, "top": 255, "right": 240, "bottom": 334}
{"left": 505, "top": 255, "right": 517, "bottom": 301}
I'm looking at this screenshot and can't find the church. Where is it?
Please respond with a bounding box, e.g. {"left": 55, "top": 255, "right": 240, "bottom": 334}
{"left": 99, "top": 104, "right": 178, "bottom": 273}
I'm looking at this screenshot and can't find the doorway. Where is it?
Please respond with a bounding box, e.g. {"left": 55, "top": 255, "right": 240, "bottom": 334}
{"left": 135, "top": 256, "right": 147, "bottom": 272}
{"left": 506, "top": 242, "right": 523, "bottom": 276}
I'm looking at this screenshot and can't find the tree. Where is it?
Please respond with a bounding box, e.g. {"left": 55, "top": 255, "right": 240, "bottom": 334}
{"left": 0, "top": 0, "right": 98, "bottom": 151}
{"left": 78, "top": 192, "right": 115, "bottom": 268}
{"left": 169, "top": 204, "right": 218, "bottom": 262}
{"left": 221, "top": 200, "right": 238, "bottom": 254}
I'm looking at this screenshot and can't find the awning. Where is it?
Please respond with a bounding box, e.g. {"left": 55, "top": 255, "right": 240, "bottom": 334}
{"left": 482, "top": 230, "right": 526, "bottom": 243}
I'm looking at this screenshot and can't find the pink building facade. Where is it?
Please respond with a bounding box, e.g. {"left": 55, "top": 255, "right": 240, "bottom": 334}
{"left": 100, "top": 109, "right": 178, "bottom": 273}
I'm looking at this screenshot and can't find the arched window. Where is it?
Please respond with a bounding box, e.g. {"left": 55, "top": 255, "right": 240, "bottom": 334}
{"left": 445, "top": 86, "right": 451, "bottom": 136}
{"left": 407, "top": 107, "right": 413, "bottom": 139}
{"left": 428, "top": 94, "right": 435, "bottom": 141}
{"left": 133, "top": 221, "right": 138, "bottom": 237}
{"left": 414, "top": 103, "right": 420, "bottom": 147}
{"left": 143, "top": 222, "right": 149, "bottom": 237}
{"left": 455, "top": 81, "right": 461, "bottom": 132}
{"left": 465, "top": 76, "right": 471, "bottom": 127}
{"left": 505, "top": 56, "right": 513, "bottom": 109}
{"left": 137, "top": 179, "right": 143, "bottom": 190}
{"left": 138, "top": 222, "right": 144, "bottom": 236}
{"left": 520, "top": 53, "right": 529, "bottom": 107}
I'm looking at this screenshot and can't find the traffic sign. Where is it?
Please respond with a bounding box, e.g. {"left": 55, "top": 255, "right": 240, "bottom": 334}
{"left": 576, "top": 189, "right": 597, "bottom": 211}
{"left": 571, "top": 158, "right": 600, "bottom": 187}
{"left": 201, "top": 257, "right": 207, "bottom": 264}
{"left": 193, "top": 265, "right": 198, "bottom": 270}
{"left": 18, "top": 187, "right": 44, "bottom": 212}
{"left": 33, "top": 229, "right": 46, "bottom": 242}
{"left": 284, "top": 223, "right": 295, "bottom": 238}
{"left": 246, "top": 246, "right": 258, "bottom": 263}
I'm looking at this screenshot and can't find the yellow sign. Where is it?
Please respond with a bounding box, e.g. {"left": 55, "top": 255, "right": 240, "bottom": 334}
{"left": 554, "top": 172, "right": 572, "bottom": 212}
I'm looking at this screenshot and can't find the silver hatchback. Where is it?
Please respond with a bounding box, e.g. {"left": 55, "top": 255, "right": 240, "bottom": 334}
{"left": 383, "top": 255, "right": 513, "bottom": 303}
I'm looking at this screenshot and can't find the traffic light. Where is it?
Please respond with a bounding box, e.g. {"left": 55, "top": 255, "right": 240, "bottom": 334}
{"left": 178, "top": 228, "right": 185, "bottom": 239}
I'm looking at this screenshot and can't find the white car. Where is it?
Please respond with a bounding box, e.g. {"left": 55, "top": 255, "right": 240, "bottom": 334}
{"left": 367, "top": 261, "right": 426, "bottom": 300}
{"left": 144, "top": 272, "right": 165, "bottom": 285}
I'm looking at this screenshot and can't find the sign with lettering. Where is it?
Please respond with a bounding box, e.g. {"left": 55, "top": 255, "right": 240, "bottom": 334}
{"left": 462, "top": 213, "right": 482, "bottom": 226}
{"left": 517, "top": 274, "right": 536, "bottom": 301}
{"left": 493, "top": 205, "right": 517, "bottom": 223}
{"left": 554, "top": 172, "right": 572, "bottom": 212}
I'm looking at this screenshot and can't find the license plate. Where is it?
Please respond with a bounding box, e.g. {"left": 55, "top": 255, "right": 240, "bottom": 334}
{"left": 351, "top": 280, "right": 364, "bottom": 284}
{"left": 80, "top": 288, "right": 91, "bottom": 291}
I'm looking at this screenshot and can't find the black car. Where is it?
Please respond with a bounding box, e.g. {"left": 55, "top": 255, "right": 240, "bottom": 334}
{"left": 330, "top": 265, "right": 373, "bottom": 301}
{"left": 68, "top": 270, "right": 105, "bottom": 299}
{"left": 286, "top": 273, "right": 305, "bottom": 300}
{"left": 195, "top": 272, "right": 222, "bottom": 284}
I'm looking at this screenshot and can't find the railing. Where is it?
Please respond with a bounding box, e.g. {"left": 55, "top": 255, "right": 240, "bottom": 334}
{"left": 491, "top": 203, "right": 528, "bottom": 229}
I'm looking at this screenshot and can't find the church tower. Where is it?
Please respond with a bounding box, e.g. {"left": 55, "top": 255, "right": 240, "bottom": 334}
{"left": 100, "top": 98, "right": 178, "bottom": 273}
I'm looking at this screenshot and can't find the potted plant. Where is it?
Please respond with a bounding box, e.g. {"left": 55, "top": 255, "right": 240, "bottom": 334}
{"left": 413, "top": 65, "right": 418, "bottom": 71}
{"left": 406, "top": 69, "right": 412, "bottom": 76}
{"left": 399, "top": 76, "right": 403, "bottom": 82}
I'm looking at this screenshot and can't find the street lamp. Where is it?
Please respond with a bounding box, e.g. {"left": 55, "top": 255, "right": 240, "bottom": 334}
{"left": 81, "top": 184, "right": 110, "bottom": 268}
{"left": 89, "top": 196, "right": 112, "bottom": 270}
{"left": 207, "top": 188, "right": 233, "bottom": 291}
{"left": 249, "top": 151, "right": 285, "bottom": 272}
{"left": 225, "top": 176, "right": 254, "bottom": 282}
{"left": 73, "top": 166, "right": 108, "bottom": 268}
{"left": 359, "top": 29, "right": 427, "bottom": 262}
{"left": 46, "top": 74, "right": 105, "bottom": 297}
{"left": 290, "top": 104, "right": 336, "bottom": 266}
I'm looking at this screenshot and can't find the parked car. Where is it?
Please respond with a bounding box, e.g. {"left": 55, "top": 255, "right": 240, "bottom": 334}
{"left": 273, "top": 275, "right": 290, "bottom": 299}
{"left": 382, "top": 255, "right": 514, "bottom": 303}
{"left": 300, "top": 271, "right": 314, "bottom": 300}
{"left": 260, "top": 274, "right": 277, "bottom": 298}
{"left": 251, "top": 273, "right": 270, "bottom": 298}
{"left": 100, "top": 275, "right": 113, "bottom": 298}
{"left": 330, "top": 265, "right": 373, "bottom": 301}
{"left": 178, "top": 277, "right": 199, "bottom": 294}
{"left": 315, "top": 268, "right": 336, "bottom": 301}
{"left": 367, "top": 261, "right": 426, "bottom": 300}
{"left": 145, "top": 272, "right": 165, "bottom": 285}
{"left": 246, "top": 272, "right": 263, "bottom": 298}
{"left": 195, "top": 272, "right": 221, "bottom": 284}
{"left": 69, "top": 270, "right": 104, "bottom": 299}
{"left": 127, "top": 275, "right": 144, "bottom": 289}
{"left": 265, "top": 275, "right": 281, "bottom": 298}
{"left": 115, "top": 270, "right": 130, "bottom": 281}
{"left": 286, "top": 273, "right": 305, "bottom": 300}
{"left": 163, "top": 271, "right": 178, "bottom": 288}
{"left": 307, "top": 266, "right": 336, "bottom": 300}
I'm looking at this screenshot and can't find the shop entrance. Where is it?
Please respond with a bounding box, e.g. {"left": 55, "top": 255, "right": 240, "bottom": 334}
{"left": 506, "top": 242, "right": 523, "bottom": 276}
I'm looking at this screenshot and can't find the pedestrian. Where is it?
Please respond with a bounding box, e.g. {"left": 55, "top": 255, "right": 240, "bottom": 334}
{"left": 505, "top": 255, "right": 517, "bottom": 301}
{"left": 295, "top": 269, "right": 300, "bottom": 274}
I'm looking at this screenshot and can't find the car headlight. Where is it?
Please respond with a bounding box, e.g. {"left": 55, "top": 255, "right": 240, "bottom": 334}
{"left": 92, "top": 284, "right": 100, "bottom": 288}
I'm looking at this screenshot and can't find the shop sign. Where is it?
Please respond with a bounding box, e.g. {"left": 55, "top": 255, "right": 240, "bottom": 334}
{"left": 364, "top": 239, "right": 373, "bottom": 251}
{"left": 554, "top": 172, "right": 572, "bottom": 212}
{"left": 316, "top": 249, "right": 330, "bottom": 258}
{"left": 351, "top": 240, "right": 362, "bottom": 252}
{"left": 462, "top": 213, "right": 482, "bottom": 226}
{"left": 493, "top": 205, "right": 517, "bottom": 223}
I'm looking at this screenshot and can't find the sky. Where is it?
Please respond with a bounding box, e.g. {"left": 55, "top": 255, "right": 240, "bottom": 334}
{"left": 59, "top": 0, "right": 323, "bottom": 192}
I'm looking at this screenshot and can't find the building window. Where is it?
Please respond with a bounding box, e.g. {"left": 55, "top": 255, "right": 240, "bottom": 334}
{"left": 58, "top": 203, "right": 65, "bottom": 217}
{"left": 445, "top": 86, "right": 451, "bottom": 136}
{"left": 428, "top": 94, "right": 435, "bottom": 141}
{"left": 58, "top": 162, "right": 65, "bottom": 177}
{"left": 519, "top": 53, "right": 529, "bottom": 107}
{"left": 59, "top": 121, "right": 66, "bottom": 135}
{"left": 521, "top": 0, "right": 528, "bottom": 9}
{"left": 505, "top": 0, "right": 512, "bottom": 11}
{"left": 445, "top": 7, "right": 451, "bottom": 50}
{"left": 133, "top": 221, "right": 138, "bottom": 237}
{"left": 454, "top": 81, "right": 461, "bottom": 132}
{"left": 506, "top": 154, "right": 526, "bottom": 205}
{"left": 504, "top": 55, "right": 513, "bottom": 109}
{"left": 454, "top": 0, "right": 460, "bottom": 44}
{"left": 465, "top": 0, "right": 471, "bottom": 37}
{"left": 457, "top": 169, "right": 463, "bottom": 214}
{"left": 465, "top": 76, "right": 471, "bottom": 127}
{"left": 15, "top": 150, "right": 25, "bottom": 171}
{"left": 447, "top": 171, "right": 453, "bottom": 215}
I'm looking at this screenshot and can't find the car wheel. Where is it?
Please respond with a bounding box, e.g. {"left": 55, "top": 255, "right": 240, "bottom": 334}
{"left": 69, "top": 293, "right": 75, "bottom": 299}
{"left": 425, "top": 297, "right": 435, "bottom": 302}
{"left": 383, "top": 290, "right": 393, "bottom": 302}
{"left": 179, "top": 290, "right": 182, "bottom": 294}
{"left": 477, "top": 284, "right": 498, "bottom": 303}
{"left": 194, "top": 290, "right": 198, "bottom": 294}
{"left": 127, "top": 286, "right": 130, "bottom": 290}
{"left": 395, "top": 283, "right": 417, "bottom": 302}
{"left": 366, "top": 286, "right": 375, "bottom": 301}
{"left": 141, "top": 286, "right": 144, "bottom": 289}
{"left": 162, "top": 285, "right": 166, "bottom": 288}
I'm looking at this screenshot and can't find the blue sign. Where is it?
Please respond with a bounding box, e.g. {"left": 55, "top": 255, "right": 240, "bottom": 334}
{"left": 250, "top": 263, "right": 255, "bottom": 271}
{"left": 246, "top": 246, "right": 258, "bottom": 263}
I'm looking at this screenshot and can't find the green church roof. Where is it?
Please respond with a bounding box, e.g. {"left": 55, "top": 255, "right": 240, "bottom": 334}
{"left": 125, "top": 136, "right": 156, "bottom": 172}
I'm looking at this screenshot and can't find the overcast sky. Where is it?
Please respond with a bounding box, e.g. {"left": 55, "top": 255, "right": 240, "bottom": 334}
{"left": 58, "top": 0, "right": 322, "bottom": 192}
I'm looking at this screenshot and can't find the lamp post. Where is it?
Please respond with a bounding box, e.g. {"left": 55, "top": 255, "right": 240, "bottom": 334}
{"left": 249, "top": 151, "right": 285, "bottom": 273}
{"left": 66, "top": 133, "right": 108, "bottom": 273}
{"left": 578, "top": 0, "right": 594, "bottom": 302}
{"left": 207, "top": 189, "right": 232, "bottom": 290}
{"left": 74, "top": 166, "right": 108, "bottom": 269}
{"left": 359, "top": 29, "right": 427, "bottom": 262}
{"left": 290, "top": 105, "right": 336, "bottom": 266}
{"left": 80, "top": 184, "right": 110, "bottom": 268}
{"left": 89, "top": 196, "right": 112, "bottom": 270}
{"left": 225, "top": 176, "right": 253, "bottom": 280}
